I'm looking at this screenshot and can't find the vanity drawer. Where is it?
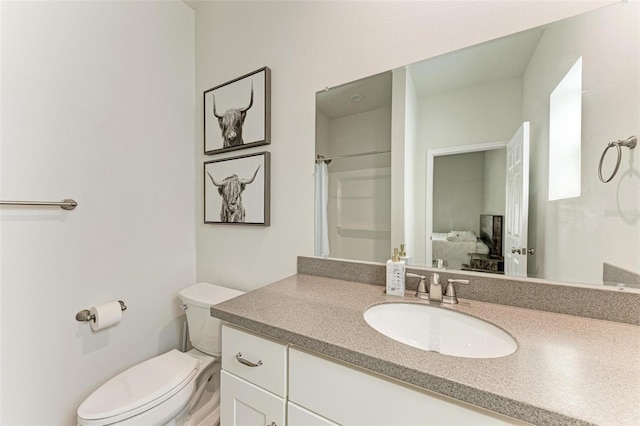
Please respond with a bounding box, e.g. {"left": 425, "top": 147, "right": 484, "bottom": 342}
{"left": 221, "top": 324, "right": 287, "bottom": 397}
{"left": 289, "top": 347, "right": 521, "bottom": 425}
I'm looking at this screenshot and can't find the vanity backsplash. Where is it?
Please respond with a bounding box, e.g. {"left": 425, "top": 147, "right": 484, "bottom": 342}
{"left": 298, "top": 256, "right": 640, "bottom": 325}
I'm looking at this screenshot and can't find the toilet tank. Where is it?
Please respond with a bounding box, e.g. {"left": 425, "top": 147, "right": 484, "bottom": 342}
{"left": 178, "top": 282, "right": 244, "bottom": 356}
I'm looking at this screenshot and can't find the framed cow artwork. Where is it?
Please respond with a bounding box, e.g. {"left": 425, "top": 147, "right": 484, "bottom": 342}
{"left": 204, "top": 152, "right": 270, "bottom": 226}
{"left": 204, "top": 67, "right": 271, "bottom": 155}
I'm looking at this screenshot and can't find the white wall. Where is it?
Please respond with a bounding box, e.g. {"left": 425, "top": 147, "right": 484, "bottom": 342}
{"left": 427, "top": 147, "right": 506, "bottom": 263}
{"left": 484, "top": 148, "right": 507, "bottom": 215}
{"left": 418, "top": 77, "right": 523, "bottom": 150}
{"left": 403, "top": 71, "right": 419, "bottom": 262}
{"left": 391, "top": 67, "right": 408, "bottom": 253}
{"left": 316, "top": 110, "right": 331, "bottom": 162}
{"left": 0, "top": 1, "right": 195, "bottom": 424}
{"left": 194, "top": 0, "right": 612, "bottom": 289}
{"left": 327, "top": 107, "right": 391, "bottom": 172}
{"left": 524, "top": 0, "right": 639, "bottom": 283}
{"left": 414, "top": 77, "right": 522, "bottom": 265}
{"left": 433, "top": 152, "right": 486, "bottom": 233}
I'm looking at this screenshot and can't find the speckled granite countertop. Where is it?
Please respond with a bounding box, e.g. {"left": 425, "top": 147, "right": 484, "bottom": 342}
{"left": 210, "top": 274, "right": 640, "bottom": 426}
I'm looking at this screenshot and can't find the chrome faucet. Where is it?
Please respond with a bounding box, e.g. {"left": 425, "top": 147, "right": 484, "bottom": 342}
{"left": 408, "top": 272, "right": 469, "bottom": 304}
{"left": 407, "top": 272, "right": 428, "bottom": 300}
{"left": 443, "top": 279, "right": 470, "bottom": 304}
{"left": 429, "top": 273, "right": 443, "bottom": 302}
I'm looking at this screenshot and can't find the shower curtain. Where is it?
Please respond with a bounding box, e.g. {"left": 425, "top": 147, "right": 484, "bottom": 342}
{"left": 314, "top": 162, "right": 330, "bottom": 257}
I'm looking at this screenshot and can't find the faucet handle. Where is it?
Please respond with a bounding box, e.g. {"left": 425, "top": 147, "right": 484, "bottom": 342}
{"left": 407, "top": 273, "right": 429, "bottom": 300}
{"left": 447, "top": 279, "right": 470, "bottom": 286}
{"left": 443, "top": 279, "right": 469, "bottom": 304}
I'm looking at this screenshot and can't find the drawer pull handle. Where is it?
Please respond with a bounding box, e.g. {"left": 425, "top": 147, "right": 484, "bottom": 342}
{"left": 235, "top": 352, "right": 262, "bottom": 367}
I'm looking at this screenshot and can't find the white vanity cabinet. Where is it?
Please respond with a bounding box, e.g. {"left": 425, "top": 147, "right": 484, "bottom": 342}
{"left": 287, "top": 402, "right": 339, "bottom": 426}
{"left": 221, "top": 372, "right": 286, "bottom": 426}
{"left": 221, "top": 324, "right": 522, "bottom": 426}
{"left": 220, "top": 325, "right": 287, "bottom": 426}
{"left": 289, "top": 348, "right": 521, "bottom": 426}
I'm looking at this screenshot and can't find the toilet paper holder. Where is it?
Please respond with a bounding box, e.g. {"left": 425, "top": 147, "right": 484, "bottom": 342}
{"left": 76, "top": 300, "right": 127, "bottom": 322}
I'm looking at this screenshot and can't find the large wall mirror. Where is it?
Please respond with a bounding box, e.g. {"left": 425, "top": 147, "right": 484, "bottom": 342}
{"left": 315, "top": 2, "right": 639, "bottom": 288}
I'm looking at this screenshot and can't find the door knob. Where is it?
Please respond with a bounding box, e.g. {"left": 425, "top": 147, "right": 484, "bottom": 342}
{"left": 527, "top": 248, "right": 535, "bottom": 255}
{"left": 511, "top": 247, "right": 522, "bottom": 254}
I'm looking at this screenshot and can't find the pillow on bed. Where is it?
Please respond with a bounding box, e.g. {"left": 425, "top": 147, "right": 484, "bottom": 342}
{"left": 446, "top": 231, "right": 477, "bottom": 242}
{"left": 431, "top": 232, "right": 449, "bottom": 241}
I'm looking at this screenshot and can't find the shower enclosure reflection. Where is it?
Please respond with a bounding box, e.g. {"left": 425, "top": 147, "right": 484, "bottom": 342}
{"left": 315, "top": 72, "right": 392, "bottom": 263}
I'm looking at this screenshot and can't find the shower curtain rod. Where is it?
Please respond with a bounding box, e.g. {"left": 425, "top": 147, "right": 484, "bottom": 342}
{"left": 316, "top": 149, "right": 391, "bottom": 164}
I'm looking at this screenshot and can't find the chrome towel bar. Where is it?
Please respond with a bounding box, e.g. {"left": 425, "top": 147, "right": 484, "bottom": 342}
{"left": 0, "top": 198, "right": 77, "bottom": 210}
{"left": 598, "top": 136, "right": 637, "bottom": 183}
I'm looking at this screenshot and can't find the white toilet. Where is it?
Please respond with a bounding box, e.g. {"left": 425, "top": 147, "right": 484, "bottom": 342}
{"left": 77, "top": 283, "right": 244, "bottom": 426}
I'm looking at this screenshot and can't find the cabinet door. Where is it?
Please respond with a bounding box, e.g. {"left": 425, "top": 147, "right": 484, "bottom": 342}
{"left": 288, "top": 402, "right": 339, "bottom": 426}
{"left": 221, "top": 370, "right": 285, "bottom": 426}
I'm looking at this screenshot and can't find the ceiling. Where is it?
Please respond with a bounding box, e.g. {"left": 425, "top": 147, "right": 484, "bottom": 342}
{"left": 316, "top": 71, "right": 392, "bottom": 119}
{"left": 185, "top": 1, "right": 544, "bottom": 120}
{"left": 317, "top": 26, "right": 544, "bottom": 119}
{"left": 183, "top": 0, "right": 205, "bottom": 11}
{"left": 409, "top": 27, "right": 543, "bottom": 98}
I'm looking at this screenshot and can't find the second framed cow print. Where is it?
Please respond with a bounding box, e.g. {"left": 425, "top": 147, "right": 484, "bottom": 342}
{"left": 204, "top": 152, "right": 270, "bottom": 226}
{"left": 204, "top": 67, "right": 271, "bottom": 155}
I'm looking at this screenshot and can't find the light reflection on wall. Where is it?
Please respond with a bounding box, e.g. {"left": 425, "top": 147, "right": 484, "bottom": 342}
{"left": 549, "top": 57, "right": 582, "bottom": 201}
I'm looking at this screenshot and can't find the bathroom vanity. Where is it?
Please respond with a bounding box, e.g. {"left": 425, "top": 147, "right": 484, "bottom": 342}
{"left": 220, "top": 324, "right": 521, "bottom": 426}
{"left": 210, "top": 260, "right": 640, "bottom": 425}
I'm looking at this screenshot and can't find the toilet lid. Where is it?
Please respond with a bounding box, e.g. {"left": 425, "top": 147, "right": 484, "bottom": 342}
{"left": 77, "top": 349, "right": 198, "bottom": 420}
{"left": 179, "top": 282, "right": 244, "bottom": 308}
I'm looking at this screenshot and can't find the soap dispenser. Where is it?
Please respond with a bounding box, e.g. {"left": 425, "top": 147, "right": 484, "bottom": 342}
{"left": 386, "top": 248, "right": 406, "bottom": 296}
{"left": 399, "top": 244, "right": 412, "bottom": 265}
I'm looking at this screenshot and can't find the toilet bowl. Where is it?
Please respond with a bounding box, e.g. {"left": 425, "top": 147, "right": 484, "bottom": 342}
{"left": 77, "top": 283, "right": 244, "bottom": 426}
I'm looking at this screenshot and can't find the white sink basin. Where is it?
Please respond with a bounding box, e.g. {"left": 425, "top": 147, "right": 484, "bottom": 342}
{"left": 363, "top": 303, "right": 517, "bottom": 358}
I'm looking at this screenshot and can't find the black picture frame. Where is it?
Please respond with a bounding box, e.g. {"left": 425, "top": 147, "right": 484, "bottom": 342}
{"left": 204, "top": 67, "right": 271, "bottom": 155}
{"left": 204, "top": 152, "right": 270, "bottom": 226}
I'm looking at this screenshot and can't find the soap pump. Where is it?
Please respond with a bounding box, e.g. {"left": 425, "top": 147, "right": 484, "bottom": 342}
{"left": 386, "top": 248, "right": 406, "bottom": 296}
{"left": 399, "top": 243, "right": 412, "bottom": 265}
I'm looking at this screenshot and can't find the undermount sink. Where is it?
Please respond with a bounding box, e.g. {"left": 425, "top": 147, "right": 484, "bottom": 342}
{"left": 363, "top": 303, "right": 517, "bottom": 358}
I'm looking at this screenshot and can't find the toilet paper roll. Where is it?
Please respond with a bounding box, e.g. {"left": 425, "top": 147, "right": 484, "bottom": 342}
{"left": 90, "top": 301, "right": 123, "bottom": 331}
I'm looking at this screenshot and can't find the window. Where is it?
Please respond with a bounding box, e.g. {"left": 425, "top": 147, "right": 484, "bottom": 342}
{"left": 549, "top": 57, "right": 582, "bottom": 201}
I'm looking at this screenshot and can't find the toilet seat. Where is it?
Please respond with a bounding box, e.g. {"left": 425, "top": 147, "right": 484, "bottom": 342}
{"left": 77, "top": 350, "right": 199, "bottom": 424}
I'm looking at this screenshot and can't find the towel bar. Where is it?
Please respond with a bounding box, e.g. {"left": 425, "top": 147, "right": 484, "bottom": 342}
{"left": 0, "top": 198, "right": 77, "bottom": 210}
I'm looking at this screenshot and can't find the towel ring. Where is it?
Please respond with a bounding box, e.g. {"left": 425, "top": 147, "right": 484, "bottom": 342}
{"left": 598, "top": 136, "right": 637, "bottom": 183}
